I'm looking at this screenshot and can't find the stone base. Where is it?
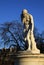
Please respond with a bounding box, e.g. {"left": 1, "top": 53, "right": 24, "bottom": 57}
{"left": 0, "top": 51, "right": 44, "bottom": 65}
{"left": 14, "top": 51, "right": 44, "bottom": 65}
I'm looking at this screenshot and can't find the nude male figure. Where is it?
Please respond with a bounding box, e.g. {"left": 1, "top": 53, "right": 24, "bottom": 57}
{"left": 21, "top": 9, "right": 40, "bottom": 53}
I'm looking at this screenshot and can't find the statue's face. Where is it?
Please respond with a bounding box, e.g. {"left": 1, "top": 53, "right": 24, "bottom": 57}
{"left": 23, "top": 13, "right": 27, "bottom": 17}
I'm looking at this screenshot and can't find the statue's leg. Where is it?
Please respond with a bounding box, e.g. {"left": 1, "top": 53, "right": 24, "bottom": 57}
{"left": 31, "top": 32, "right": 40, "bottom": 53}
{"left": 26, "top": 30, "right": 31, "bottom": 51}
{"left": 31, "top": 32, "right": 36, "bottom": 50}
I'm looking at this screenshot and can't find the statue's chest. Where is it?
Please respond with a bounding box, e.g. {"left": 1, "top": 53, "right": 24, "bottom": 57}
{"left": 24, "top": 15, "right": 31, "bottom": 24}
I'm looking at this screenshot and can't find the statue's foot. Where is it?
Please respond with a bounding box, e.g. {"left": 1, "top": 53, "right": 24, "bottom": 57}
{"left": 31, "top": 48, "right": 40, "bottom": 54}
{"left": 26, "top": 48, "right": 31, "bottom": 52}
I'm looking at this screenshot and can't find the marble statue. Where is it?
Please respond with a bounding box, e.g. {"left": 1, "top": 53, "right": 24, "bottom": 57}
{"left": 21, "top": 9, "right": 40, "bottom": 53}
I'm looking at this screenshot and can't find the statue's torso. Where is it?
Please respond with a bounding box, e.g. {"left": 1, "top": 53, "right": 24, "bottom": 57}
{"left": 23, "top": 14, "right": 32, "bottom": 31}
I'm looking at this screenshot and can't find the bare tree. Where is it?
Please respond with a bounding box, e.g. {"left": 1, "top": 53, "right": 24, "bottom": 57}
{"left": 0, "top": 21, "right": 26, "bottom": 51}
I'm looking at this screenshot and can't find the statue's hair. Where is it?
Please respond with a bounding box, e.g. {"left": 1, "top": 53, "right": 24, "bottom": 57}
{"left": 22, "top": 9, "right": 28, "bottom": 14}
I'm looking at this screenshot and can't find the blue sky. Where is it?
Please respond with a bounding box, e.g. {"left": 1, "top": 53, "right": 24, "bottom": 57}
{"left": 0, "top": 0, "right": 44, "bottom": 33}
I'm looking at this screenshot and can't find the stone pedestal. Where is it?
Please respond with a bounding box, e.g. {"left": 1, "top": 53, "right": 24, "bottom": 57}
{"left": 0, "top": 51, "right": 44, "bottom": 65}
{"left": 14, "top": 51, "right": 44, "bottom": 65}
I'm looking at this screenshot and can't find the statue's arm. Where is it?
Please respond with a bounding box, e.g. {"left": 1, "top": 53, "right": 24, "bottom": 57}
{"left": 29, "top": 14, "right": 34, "bottom": 32}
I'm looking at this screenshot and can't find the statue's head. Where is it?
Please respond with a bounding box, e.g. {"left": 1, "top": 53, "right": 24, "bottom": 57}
{"left": 21, "top": 9, "right": 28, "bottom": 21}
{"left": 22, "top": 9, "right": 28, "bottom": 14}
